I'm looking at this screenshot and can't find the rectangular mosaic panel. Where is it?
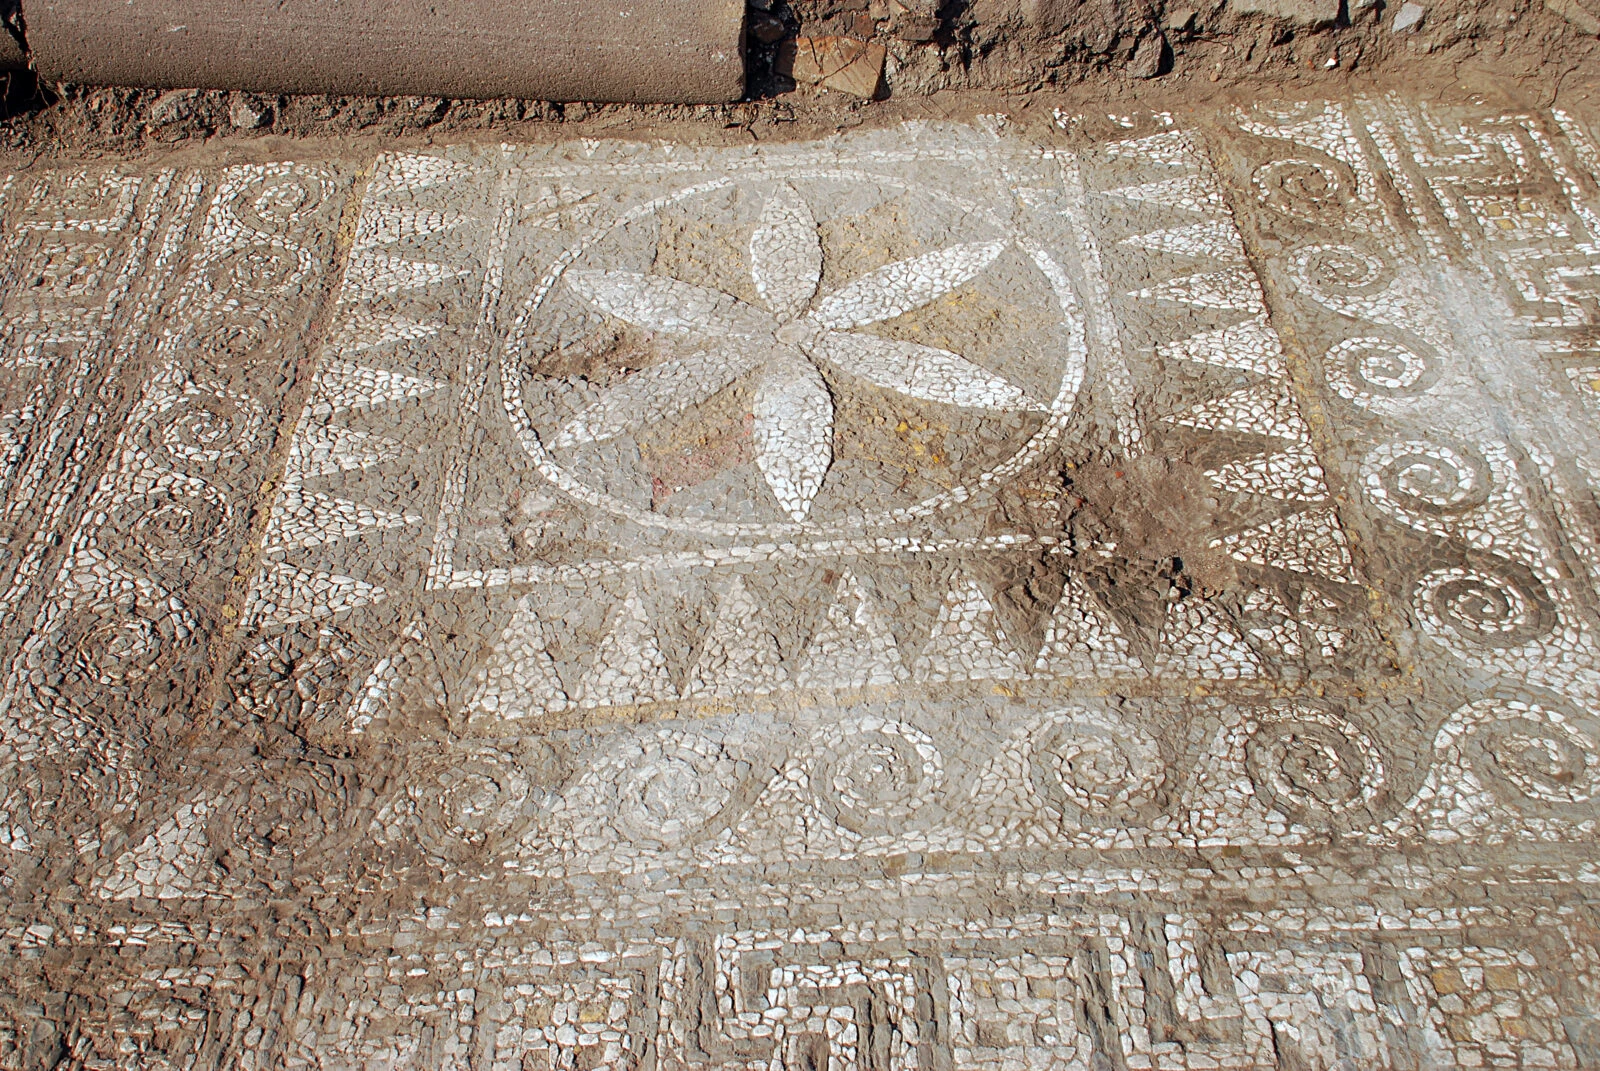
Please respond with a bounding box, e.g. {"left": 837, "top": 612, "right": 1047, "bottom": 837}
{"left": 0, "top": 101, "right": 1598, "bottom": 1069}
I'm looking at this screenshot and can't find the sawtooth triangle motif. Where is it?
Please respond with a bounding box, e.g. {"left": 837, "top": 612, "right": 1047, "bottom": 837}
{"left": 912, "top": 570, "right": 1025, "bottom": 683}
{"left": 1100, "top": 174, "right": 1227, "bottom": 213}
{"left": 344, "top": 252, "right": 473, "bottom": 300}
{"left": 312, "top": 360, "right": 448, "bottom": 416}
{"left": 1156, "top": 313, "right": 1287, "bottom": 377}
{"left": 795, "top": 571, "right": 906, "bottom": 689}
{"left": 61, "top": 547, "right": 169, "bottom": 603}
{"left": 263, "top": 490, "right": 423, "bottom": 551}
{"left": 288, "top": 422, "right": 406, "bottom": 480}
{"left": 1299, "top": 587, "right": 1352, "bottom": 656}
{"left": 1206, "top": 442, "right": 1330, "bottom": 502}
{"left": 1119, "top": 220, "right": 1247, "bottom": 262}
{"left": 1165, "top": 382, "right": 1310, "bottom": 441}
{"left": 683, "top": 576, "right": 788, "bottom": 698}
{"left": 349, "top": 620, "right": 452, "bottom": 736}
{"left": 1100, "top": 129, "right": 1203, "bottom": 167}
{"left": 97, "top": 796, "right": 214, "bottom": 902}
{"left": 464, "top": 601, "right": 571, "bottom": 725}
{"left": 357, "top": 204, "right": 470, "bottom": 249}
{"left": 575, "top": 587, "right": 674, "bottom": 708}
{"left": 328, "top": 310, "right": 445, "bottom": 360}
{"left": 1134, "top": 267, "right": 1266, "bottom": 313}
{"left": 1213, "top": 508, "right": 1356, "bottom": 582}
{"left": 1154, "top": 599, "right": 1262, "bottom": 679}
{"left": 248, "top": 562, "right": 387, "bottom": 626}
{"left": 1241, "top": 587, "right": 1305, "bottom": 660}
{"left": 1034, "top": 576, "right": 1147, "bottom": 677}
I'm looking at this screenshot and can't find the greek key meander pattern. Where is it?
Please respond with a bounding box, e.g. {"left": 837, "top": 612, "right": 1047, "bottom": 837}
{"left": 3, "top": 99, "right": 1600, "bottom": 1068}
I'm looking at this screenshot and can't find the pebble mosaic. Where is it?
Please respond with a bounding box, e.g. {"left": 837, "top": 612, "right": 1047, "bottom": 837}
{"left": 0, "top": 101, "right": 1599, "bottom": 1068}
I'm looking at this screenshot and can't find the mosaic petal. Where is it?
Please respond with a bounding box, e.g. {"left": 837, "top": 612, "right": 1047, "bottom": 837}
{"left": 752, "top": 355, "right": 834, "bottom": 521}
{"left": 750, "top": 183, "right": 823, "bottom": 321}
{"left": 810, "top": 240, "right": 1008, "bottom": 329}
{"left": 811, "top": 331, "right": 1045, "bottom": 411}
{"left": 566, "top": 269, "right": 778, "bottom": 339}
{"left": 553, "top": 345, "right": 762, "bottom": 448}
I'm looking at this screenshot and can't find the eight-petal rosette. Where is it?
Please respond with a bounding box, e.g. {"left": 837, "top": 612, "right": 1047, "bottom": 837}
{"left": 554, "top": 184, "right": 1047, "bottom": 521}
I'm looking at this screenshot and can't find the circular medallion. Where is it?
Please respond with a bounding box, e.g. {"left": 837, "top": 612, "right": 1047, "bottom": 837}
{"left": 503, "top": 173, "right": 1087, "bottom": 539}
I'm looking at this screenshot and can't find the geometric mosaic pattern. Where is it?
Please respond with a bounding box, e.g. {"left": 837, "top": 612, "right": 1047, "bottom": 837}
{"left": 1, "top": 100, "right": 1600, "bottom": 1067}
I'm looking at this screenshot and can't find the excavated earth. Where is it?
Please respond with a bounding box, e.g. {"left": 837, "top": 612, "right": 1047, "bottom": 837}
{"left": 0, "top": 4, "right": 1599, "bottom": 1069}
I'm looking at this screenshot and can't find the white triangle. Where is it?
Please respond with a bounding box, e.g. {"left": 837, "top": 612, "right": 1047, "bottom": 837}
{"left": 327, "top": 310, "right": 444, "bottom": 359}
{"left": 1119, "top": 220, "right": 1246, "bottom": 262}
{"left": 683, "top": 576, "right": 788, "bottom": 698}
{"left": 1298, "top": 587, "right": 1351, "bottom": 656}
{"left": 464, "top": 600, "right": 571, "bottom": 725}
{"left": 288, "top": 422, "right": 405, "bottom": 480}
{"left": 1101, "top": 174, "right": 1226, "bottom": 213}
{"left": 1213, "top": 508, "right": 1355, "bottom": 583}
{"left": 97, "top": 797, "right": 214, "bottom": 901}
{"left": 1157, "top": 314, "right": 1287, "bottom": 377}
{"left": 1165, "top": 383, "right": 1309, "bottom": 441}
{"left": 357, "top": 204, "right": 469, "bottom": 249}
{"left": 312, "top": 360, "right": 448, "bottom": 416}
{"left": 371, "top": 154, "right": 473, "bottom": 195}
{"left": 59, "top": 546, "right": 166, "bottom": 604}
{"left": 1134, "top": 267, "right": 1265, "bottom": 313}
{"left": 1100, "top": 129, "right": 1201, "bottom": 167}
{"left": 1241, "top": 587, "right": 1304, "bottom": 659}
{"left": 795, "top": 572, "right": 906, "bottom": 689}
{"left": 1033, "top": 576, "right": 1146, "bottom": 677}
{"left": 1206, "top": 443, "right": 1329, "bottom": 502}
{"left": 248, "top": 562, "right": 387, "bottom": 626}
{"left": 575, "top": 588, "right": 674, "bottom": 708}
{"left": 263, "top": 490, "right": 422, "bottom": 551}
{"left": 912, "top": 571, "right": 1025, "bottom": 683}
{"left": 350, "top": 620, "right": 450, "bottom": 735}
{"left": 1154, "top": 599, "right": 1261, "bottom": 679}
{"left": 344, "top": 252, "right": 472, "bottom": 300}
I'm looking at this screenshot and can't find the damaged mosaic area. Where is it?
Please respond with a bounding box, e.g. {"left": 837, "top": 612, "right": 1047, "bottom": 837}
{"left": 2, "top": 99, "right": 1600, "bottom": 1068}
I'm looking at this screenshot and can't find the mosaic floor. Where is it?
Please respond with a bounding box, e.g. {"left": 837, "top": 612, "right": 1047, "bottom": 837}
{"left": 2, "top": 98, "right": 1600, "bottom": 1068}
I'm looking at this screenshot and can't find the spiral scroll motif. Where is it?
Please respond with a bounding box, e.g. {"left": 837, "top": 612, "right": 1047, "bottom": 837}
{"left": 1362, "top": 441, "right": 1492, "bottom": 519}
{"left": 228, "top": 169, "right": 335, "bottom": 235}
{"left": 1288, "top": 244, "right": 1393, "bottom": 299}
{"left": 1457, "top": 698, "right": 1600, "bottom": 809}
{"left": 142, "top": 388, "right": 267, "bottom": 476}
{"left": 414, "top": 746, "right": 535, "bottom": 854}
{"left": 1245, "top": 706, "right": 1387, "bottom": 831}
{"left": 1251, "top": 157, "right": 1356, "bottom": 224}
{"left": 1027, "top": 710, "right": 1168, "bottom": 828}
{"left": 1324, "top": 337, "right": 1439, "bottom": 406}
{"left": 107, "top": 491, "right": 230, "bottom": 571}
{"left": 596, "top": 731, "right": 746, "bottom": 849}
{"left": 809, "top": 719, "right": 944, "bottom": 837}
{"left": 1414, "top": 564, "right": 1554, "bottom": 650}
